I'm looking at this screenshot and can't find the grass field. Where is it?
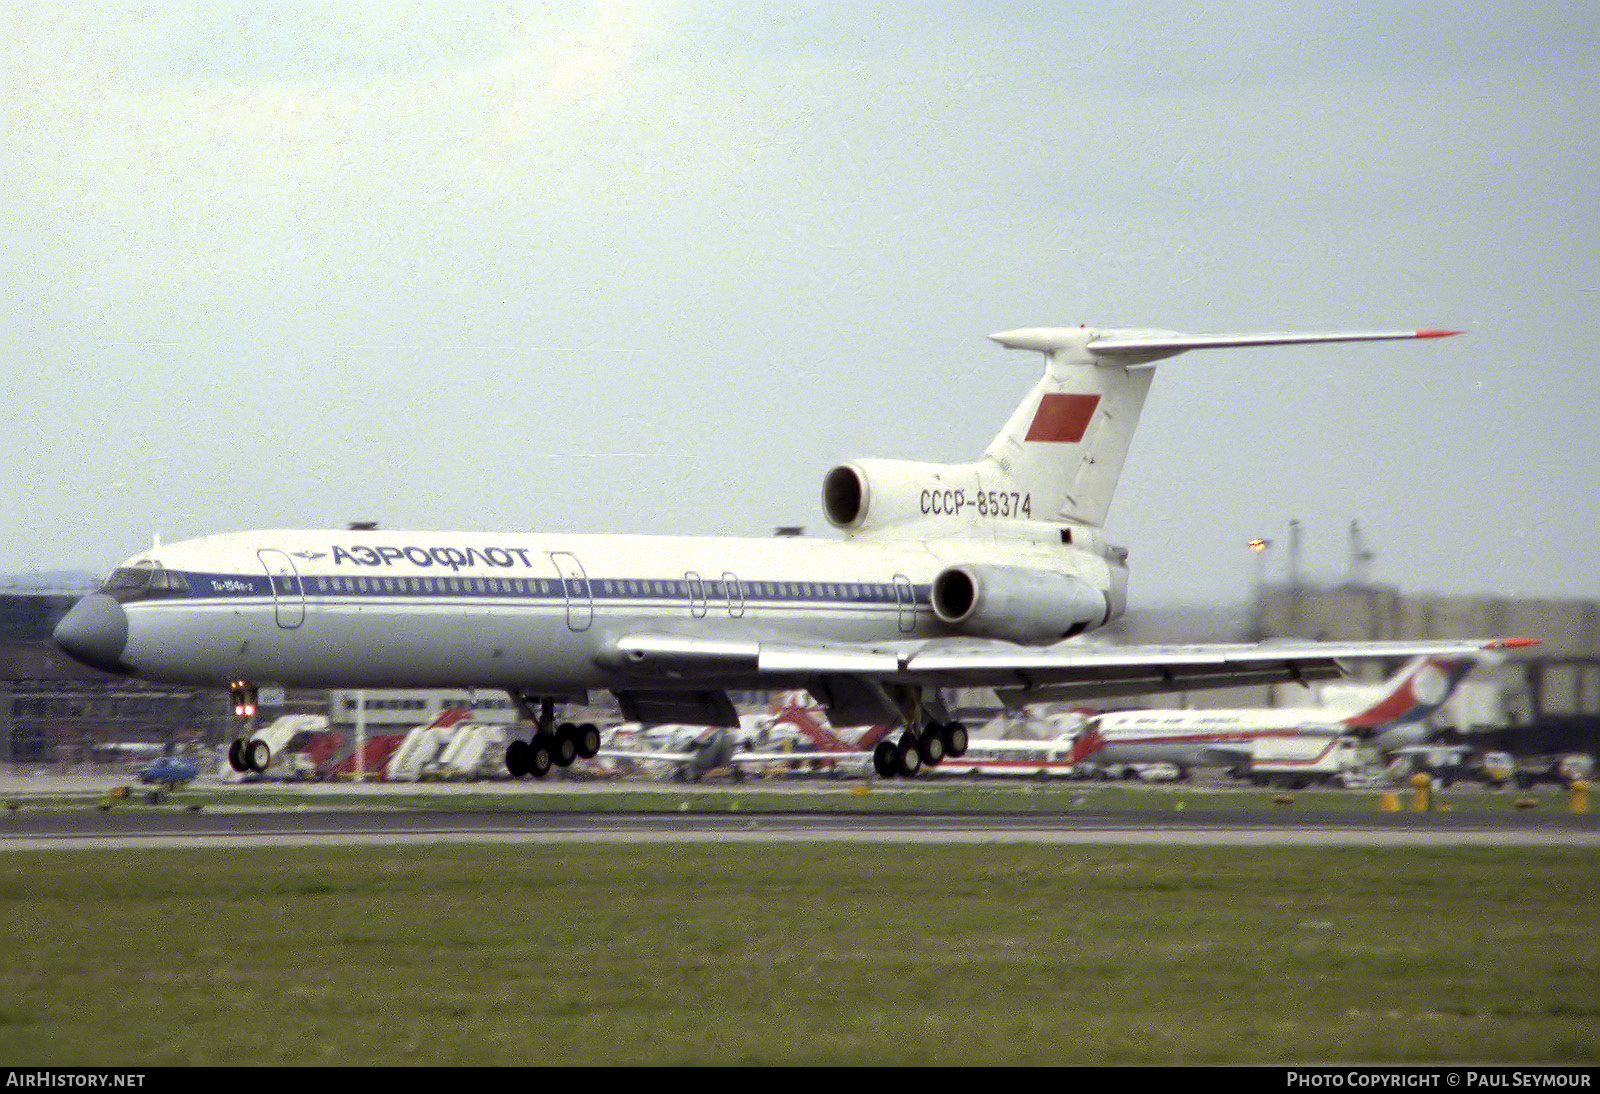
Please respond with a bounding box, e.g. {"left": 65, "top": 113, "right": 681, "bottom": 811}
{"left": 1, "top": 843, "right": 1595, "bottom": 1065}
{"left": 9, "top": 778, "right": 1592, "bottom": 816}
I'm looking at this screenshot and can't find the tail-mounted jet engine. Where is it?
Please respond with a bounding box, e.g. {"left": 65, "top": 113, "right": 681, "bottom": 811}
{"left": 930, "top": 563, "right": 1111, "bottom": 644}
{"left": 823, "top": 460, "right": 992, "bottom": 536}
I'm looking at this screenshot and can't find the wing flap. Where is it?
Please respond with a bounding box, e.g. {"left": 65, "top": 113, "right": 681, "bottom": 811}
{"left": 605, "top": 634, "right": 901, "bottom": 677}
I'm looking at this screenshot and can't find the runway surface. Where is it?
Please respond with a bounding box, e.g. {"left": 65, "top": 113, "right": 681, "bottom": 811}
{"left": 3, "top": 805, "right": 1596, "bottom": 850}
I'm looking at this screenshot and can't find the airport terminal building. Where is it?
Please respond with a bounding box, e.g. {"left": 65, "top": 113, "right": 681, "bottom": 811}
{"left": 0, "top": 585, "right": 231, "bottom": 766}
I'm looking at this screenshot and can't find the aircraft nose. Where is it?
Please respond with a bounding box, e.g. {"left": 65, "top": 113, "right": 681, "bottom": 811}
{"left": 53, "top": 593, "right": 130, "bottom": 675}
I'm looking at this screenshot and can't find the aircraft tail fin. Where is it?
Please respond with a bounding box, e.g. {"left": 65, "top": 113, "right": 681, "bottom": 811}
{"left": 1068, "top": 723, "right": 1106, "bottom": 766}
{"left": 1341, "top": 655, "right": 1477, "bottom": 732}
{"left": 981, "top": 327, "right": 1460, "bottom": 529}
{"left": 824, "top": 327, "right": 1457, "bottom": 538}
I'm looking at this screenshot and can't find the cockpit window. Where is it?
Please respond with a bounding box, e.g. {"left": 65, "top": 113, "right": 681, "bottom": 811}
{"left": 99, "top": 562, "right": 190, "bottom": 602}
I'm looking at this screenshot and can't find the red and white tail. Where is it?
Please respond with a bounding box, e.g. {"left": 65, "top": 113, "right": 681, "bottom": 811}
{"left": 1068, "top": 724, "right": 1106, "bottom": 766}
{"left": 823, "top": 328, "right": 1456, "bottom": 553}
{"left": 1341, "top": 656, "right": 1477, "bottom": 732}
{"left": 983, "top": 328, "right": 1460, "bottom": 528}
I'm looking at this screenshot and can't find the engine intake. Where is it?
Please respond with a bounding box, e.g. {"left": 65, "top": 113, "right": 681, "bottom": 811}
{"left": 931, "top": 563, "right": 1110, "bottom": 644}
{"left": 822, "top": 459, "right": 987, "bottom": 536}
{"left": 823, "top": 465, "right": 868, "bottom": 529}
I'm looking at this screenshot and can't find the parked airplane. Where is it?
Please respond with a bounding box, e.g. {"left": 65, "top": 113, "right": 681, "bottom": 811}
{"left": 602, "top": 723, "right": 867, "bottom": 782}
{"left": 53, "top": 324, "right": 1527, "bottom": 779}
{"left": 767, "top": 693, "right": 1091, "bottom": 779}
{"left": 1072, "top": 655, "right": 1482, "bottom": 777}
{"left": 927, "top": 734, "right": 1085, "bottom": 779}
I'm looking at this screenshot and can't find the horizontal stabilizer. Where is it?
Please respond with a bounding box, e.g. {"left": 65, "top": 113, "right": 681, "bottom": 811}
{"left": 1087, "top": 329, "right": 1460, "bottom": 362}
{"left": 990, "top": 327, "right": 1460, "bottom": 365}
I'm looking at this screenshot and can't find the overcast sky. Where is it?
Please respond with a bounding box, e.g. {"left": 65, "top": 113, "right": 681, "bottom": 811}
{"left": 4, "top": 2, "right": 1596, "bottom": 607}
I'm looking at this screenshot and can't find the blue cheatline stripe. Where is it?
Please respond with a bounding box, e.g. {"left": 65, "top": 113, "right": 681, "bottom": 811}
{"left": 167, "top": 571, "right": 930, "bottom": 607}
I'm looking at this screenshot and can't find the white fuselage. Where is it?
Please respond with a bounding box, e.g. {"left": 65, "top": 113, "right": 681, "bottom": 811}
{"left": 927, "top": 737, "right": 1081, "bottom": 778}
{"left": 1086, "top": 709, "right": 1347, "bottom": 767}
{"left": 109, "top": 528, "right": 1114, "bottom": 691}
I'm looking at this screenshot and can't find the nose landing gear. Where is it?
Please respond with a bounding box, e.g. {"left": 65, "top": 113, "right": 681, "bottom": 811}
{"left": 225, "top": 682, "right": 268, "bottom": 774}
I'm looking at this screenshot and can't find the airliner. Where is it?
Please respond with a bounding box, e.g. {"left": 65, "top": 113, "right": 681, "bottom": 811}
{"left": 769, "top": 694, "right": 1093, "bottom": 779}
{"left": 52, "top": 324, "right": 1530, "bottom": 779}
{"left": 926, "top": 734, "right": 1087, "bottom": 779}
{"left": 1072, "top": 654, "right": 1481, "bottom": 777}
{"left": 600, "top": 720, "right": 870, "bottom": 782}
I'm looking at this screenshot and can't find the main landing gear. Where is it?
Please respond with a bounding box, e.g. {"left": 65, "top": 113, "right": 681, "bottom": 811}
{"left": 503, "top": 692, "right": 600, "bottom": 779}
{"left": 872, "top": 720, "right": 969, "bottom": 779}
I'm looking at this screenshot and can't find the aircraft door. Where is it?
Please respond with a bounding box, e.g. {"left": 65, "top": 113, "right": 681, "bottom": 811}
{"left": 722, "top": 571, "right": 745, "bottom": 618}
{"left": 685, "top": 571, "right": 708, "bottom": 618}
{"left": 257, "top": 549, "right": 305, "bottom": 630}
{"left": 894, "top": 573, "right": 916, "bottom": 634}
{"left": 549, "top": 552, "right": 593, "bottom": 632}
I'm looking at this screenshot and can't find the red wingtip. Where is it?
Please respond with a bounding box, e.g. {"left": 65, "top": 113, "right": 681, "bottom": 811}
{"left": 1415, "top": 329, "right": 1462, "bottom": 339}
{"left": 1485, "top": 637, "right": 1541, "bottom": 649}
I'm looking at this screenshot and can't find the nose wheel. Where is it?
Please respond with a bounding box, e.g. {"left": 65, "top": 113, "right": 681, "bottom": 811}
{"left": 227, "top": 737, "right": 271, "bottom": 774}
{"left": 225, "top": 682, "right": 264, "bottom": 773}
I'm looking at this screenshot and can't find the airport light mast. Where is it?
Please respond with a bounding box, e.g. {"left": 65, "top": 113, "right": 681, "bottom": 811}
{"left": 1248, "top": 537, "right": 1272, "bottom": 640}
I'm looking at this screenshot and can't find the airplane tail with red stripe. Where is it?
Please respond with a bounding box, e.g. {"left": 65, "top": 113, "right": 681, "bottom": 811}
{"left": 432, "top": 706, "right": 474, "bottom": 731}
{"left": 983, "top": 328, "right": 1459, "bottom": 529}
{"left": 1068, "top": 723, "right": 1105, "bottom": 766}
{"left": 323, "top": 705, "right": 474, "bottom": 778}
{"left": 1341, "top": 656, "right": 1477, "bottom": 733}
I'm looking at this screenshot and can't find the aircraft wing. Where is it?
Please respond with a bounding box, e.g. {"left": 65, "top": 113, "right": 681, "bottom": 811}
{"left": 607, "top": 633, "right": 1533, "bottom": 713}
{"left": 896, "top": 638, "right": 1532, "bottom": 702}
